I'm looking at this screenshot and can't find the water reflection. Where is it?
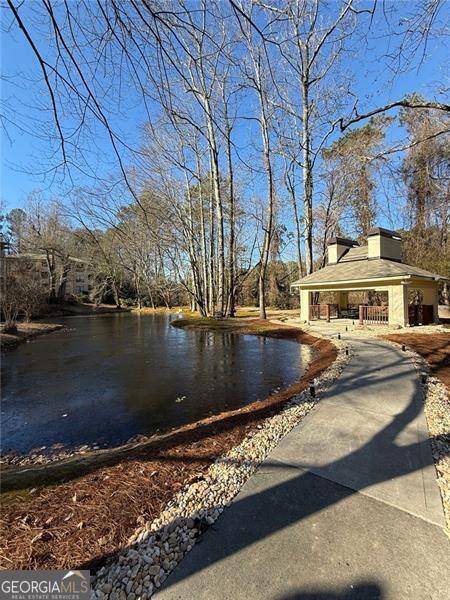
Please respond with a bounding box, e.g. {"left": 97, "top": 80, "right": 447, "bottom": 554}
{"left": 1, "top": 314, "right": 310, "bottom": 454}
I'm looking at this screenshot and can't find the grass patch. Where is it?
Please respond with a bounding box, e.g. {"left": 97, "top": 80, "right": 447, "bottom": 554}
{"left": 172, "top": 315, "right": 300, "bottom": 337}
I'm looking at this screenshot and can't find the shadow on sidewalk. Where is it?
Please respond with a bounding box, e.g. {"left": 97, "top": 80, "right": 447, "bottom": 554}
{"left": 279, "top": 582, "right": 382, "bottom": 599}
{"left": 91, "top": 341, "right": 448, "bottom": 598}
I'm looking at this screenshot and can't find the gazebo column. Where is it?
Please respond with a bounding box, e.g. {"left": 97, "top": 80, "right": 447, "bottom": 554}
{"left": 422, "top": 285, "right": 439, "bottom": 323}
{"left": 388, "top": 282, "right": 408, "bottom": 327}
{"left": 300, "top": 289, "right": 311, "bottom": 322}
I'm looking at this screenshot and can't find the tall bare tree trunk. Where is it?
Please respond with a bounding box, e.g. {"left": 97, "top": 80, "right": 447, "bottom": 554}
{"left": 223, "top": 95, "right": 236, "bottom": 317}
{"left": 135, "top": 272, "right": 142, "bottom": 309}
{"left": 254, "top": 55, "right": 275, "bottom": 320}
{"left": 196, "top": 156, "right": 210, "bottom": 316}
{"left": 302, "top": 77, "right": 314, "bottom": 275}
{"left": 208, "top": 185, "right": 216, "bottom": 315}
{"left": 186, "top": 184, "right": 205, "bottom": 314}
{"left": 207, "top": 134, "right": 225, "bottom": 316}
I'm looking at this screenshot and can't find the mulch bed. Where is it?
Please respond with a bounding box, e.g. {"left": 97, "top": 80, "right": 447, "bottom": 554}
{"left": 384, "top": 333, "right": 450, "bottom": 392}
{"left": 0, "top": 321, "right": 336, "bottom": 572}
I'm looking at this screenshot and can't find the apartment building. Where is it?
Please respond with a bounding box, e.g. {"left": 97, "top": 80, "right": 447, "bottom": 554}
{"left": 2, "top": 252, "right": 94, "bottom": 297}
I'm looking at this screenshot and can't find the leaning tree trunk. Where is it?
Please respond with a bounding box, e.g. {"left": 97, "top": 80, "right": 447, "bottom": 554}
{"left": 287, "top": 172, "right": 304, "bottom": 279}
{"left": 146, "top": 284, "right": 155, "bottom": 309}
{"left": 111, "top": 279, "right": 121, "bottom": 308}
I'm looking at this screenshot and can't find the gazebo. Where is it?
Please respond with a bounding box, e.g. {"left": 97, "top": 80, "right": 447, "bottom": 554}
{"left": 291, "top": 227, "right": 448, "bottom": 327}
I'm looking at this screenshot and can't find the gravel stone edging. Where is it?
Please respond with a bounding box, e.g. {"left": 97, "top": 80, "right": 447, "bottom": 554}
{"left": 382, "top": 339, "right": 450, "bottom": 534}
{"left": 91, "top": 339, "right": 351, "bottom": 600}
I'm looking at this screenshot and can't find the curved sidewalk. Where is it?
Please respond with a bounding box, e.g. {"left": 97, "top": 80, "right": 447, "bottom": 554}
{"left": 156, "top": 338, "right": 449, "bottom": 600}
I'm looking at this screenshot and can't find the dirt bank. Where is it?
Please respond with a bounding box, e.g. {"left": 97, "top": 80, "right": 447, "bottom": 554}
{"left": 42, "top": 301, "right": 130, "bottom": 317}
{"left": 0, "top": 322, "right": 64, "bottom": 349}
{"left": 0, "top": 319, "right": 336, "bottom": 572}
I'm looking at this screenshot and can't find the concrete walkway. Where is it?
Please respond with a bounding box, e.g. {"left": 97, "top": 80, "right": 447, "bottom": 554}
{"left": 156, "top": 339, "right": 449, "bottom": 600}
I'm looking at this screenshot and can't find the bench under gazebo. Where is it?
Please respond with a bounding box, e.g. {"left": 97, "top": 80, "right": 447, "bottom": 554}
{"left": 291, "top": 228, "right": 448, "bottom": 327}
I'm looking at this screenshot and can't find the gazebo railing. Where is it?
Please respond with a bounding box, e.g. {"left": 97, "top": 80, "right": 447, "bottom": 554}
{"left": 310, "top": 304, "right": 339, "bottom": 321}
{"left": 359, "top": 305, "right": 388, "bottom": 325}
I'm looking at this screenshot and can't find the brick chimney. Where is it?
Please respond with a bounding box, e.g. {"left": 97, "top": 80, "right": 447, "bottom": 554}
{"left": 367, "top": 227, "right": 402, "bottom": 262}
{"left": 327, "top": 237, "right": 359, "bottom": 265}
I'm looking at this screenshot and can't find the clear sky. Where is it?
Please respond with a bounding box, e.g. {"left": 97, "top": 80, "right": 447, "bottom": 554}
{"left": 1, "top": 1, "right": 448, "bottom": 215}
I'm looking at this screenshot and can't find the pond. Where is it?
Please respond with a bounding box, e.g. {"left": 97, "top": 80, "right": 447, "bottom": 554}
{"left": 1, "top": 313, "right": 311, "bottom": 454}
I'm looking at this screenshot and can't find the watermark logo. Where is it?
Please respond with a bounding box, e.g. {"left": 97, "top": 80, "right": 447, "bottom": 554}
{"left": 0, "top": 570, "right": 90, "bottom": 600}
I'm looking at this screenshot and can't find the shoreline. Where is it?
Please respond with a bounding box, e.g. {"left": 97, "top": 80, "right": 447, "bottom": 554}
{"left": 0, "top": 303, "right": 131, "bottom": 349}
{"left": 0, "top": 318, "right": 338, "bottom": 572}
{"left": 0, "top": 322, "right": 65, "bottom": 349}
{"left": 1, "top": 316, "right": 327, "bottom": 474}
{"left": 0, "top": 306, "right": 298, "bottom": 350}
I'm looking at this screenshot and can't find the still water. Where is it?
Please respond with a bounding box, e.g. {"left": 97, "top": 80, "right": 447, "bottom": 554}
{"left": 1, "top": 313, "right": 310, "bottom": 454}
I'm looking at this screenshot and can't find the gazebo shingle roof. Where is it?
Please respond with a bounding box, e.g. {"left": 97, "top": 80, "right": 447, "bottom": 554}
{"left": 292, "top": 258, "right": 448, "bottom": 287}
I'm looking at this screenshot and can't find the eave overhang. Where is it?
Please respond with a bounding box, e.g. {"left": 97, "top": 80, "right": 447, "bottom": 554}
{"left": 291, "top": 273, "right": 447, "bottom": 290}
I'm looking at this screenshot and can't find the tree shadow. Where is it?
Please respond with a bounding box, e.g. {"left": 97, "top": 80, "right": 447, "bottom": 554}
{"left": 279, "top": 583, "right": 383, "bottom": 600}
{"left": 86, "top": 341, "right": 448, "bottom": 599}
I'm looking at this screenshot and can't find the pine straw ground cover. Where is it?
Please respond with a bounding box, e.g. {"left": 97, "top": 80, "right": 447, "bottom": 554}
{"left": 384, "top": 333, "right": 450, "bottom": 392}
{"left": 0, "top": 320, "right": 336, "bottom": 572}
{"left": 384, "top": 332, "right": 450, "bottom": 531}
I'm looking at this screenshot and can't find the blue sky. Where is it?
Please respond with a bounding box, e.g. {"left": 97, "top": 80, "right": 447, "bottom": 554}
{"left": 1, "top": 1, "right": 448, "bottom": 218}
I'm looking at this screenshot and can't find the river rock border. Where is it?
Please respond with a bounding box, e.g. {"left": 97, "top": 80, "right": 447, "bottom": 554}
{"left": 1, "top": 436, "right": 151, "bottom": 469}
{"left": 91, "top": 339, "right": 351, "bottom": 600}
